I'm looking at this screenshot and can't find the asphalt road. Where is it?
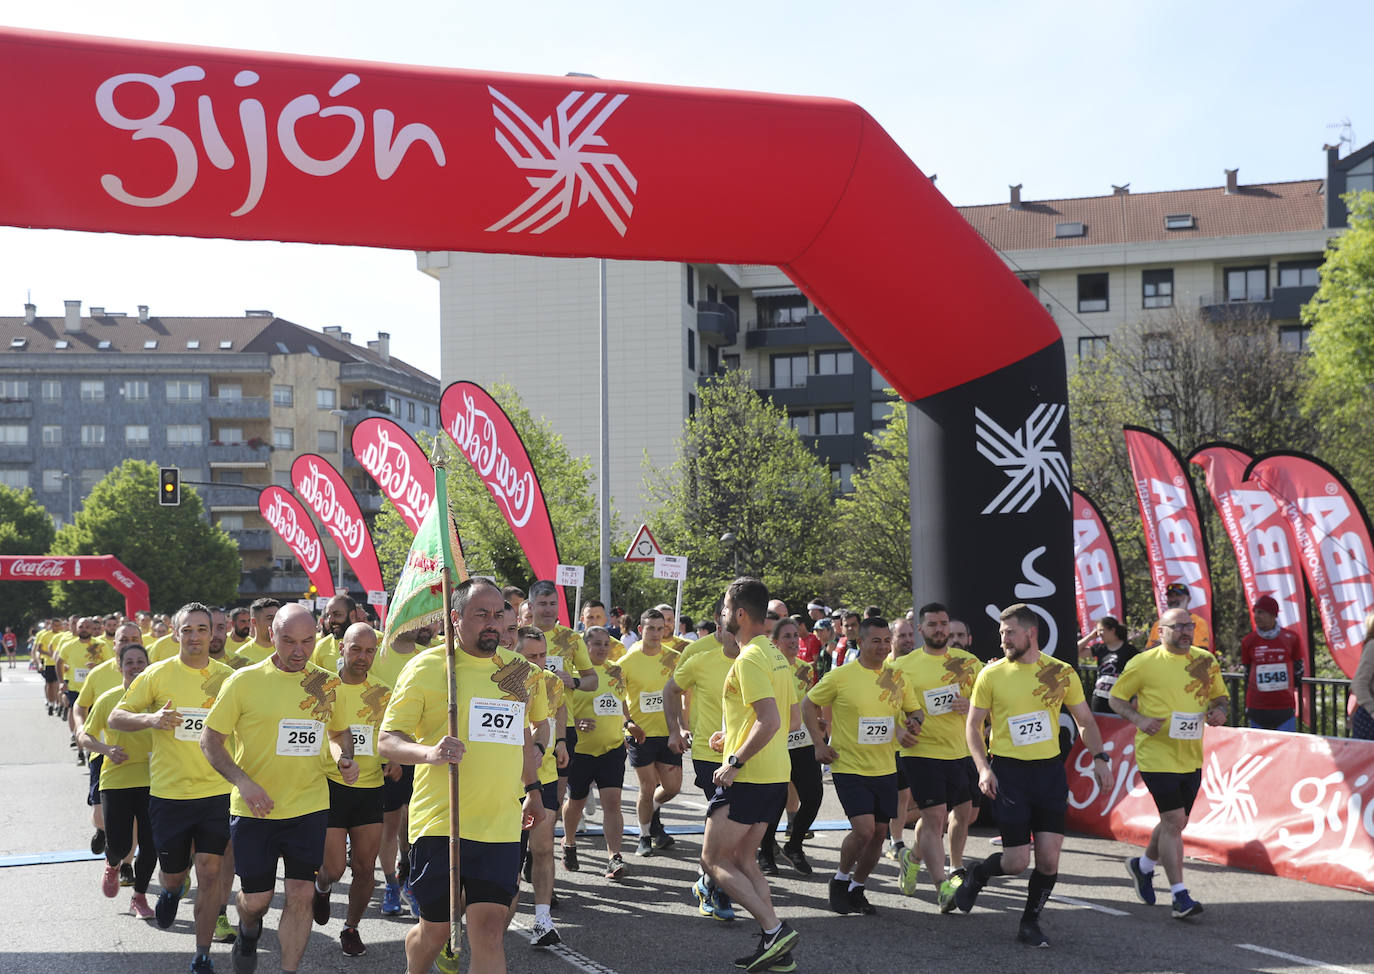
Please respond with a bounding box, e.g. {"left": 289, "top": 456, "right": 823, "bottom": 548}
{"left": 1, "top": 665, "right": 1370, "bottom": 974}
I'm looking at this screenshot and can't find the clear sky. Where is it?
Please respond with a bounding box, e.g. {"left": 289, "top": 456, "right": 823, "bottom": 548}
{"left": 2, "top": 0, "right": 1370, "bottom": 371}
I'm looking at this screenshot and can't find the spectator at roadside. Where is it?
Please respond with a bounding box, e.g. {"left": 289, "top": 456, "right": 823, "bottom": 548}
{"left": 1351, "top": 612, "right": 1374, "bottom": 740}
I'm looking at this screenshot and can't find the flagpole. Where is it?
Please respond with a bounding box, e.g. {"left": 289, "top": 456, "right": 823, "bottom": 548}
{"left": 442, "top": 563, "right": 461, "bottom": 958}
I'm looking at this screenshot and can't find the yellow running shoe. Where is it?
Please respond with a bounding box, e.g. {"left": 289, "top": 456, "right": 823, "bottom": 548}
{"left": 898, "top": 847, "right": 921, "bottom": 897}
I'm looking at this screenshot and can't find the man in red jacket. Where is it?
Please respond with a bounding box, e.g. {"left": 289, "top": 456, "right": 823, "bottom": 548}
{"left": 1240, "top": 596, "right": 1304, "bottom": 732}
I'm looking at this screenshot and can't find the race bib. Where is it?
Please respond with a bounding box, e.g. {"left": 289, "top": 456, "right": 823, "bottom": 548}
{"left": 276, "top": 719, "right": 324, "bottom": 756}
{"left": 922, "top": 685, "right": 959, "bottom": 716}
{"left": 546, "top": 656, "right": 564, "bottom": 673}
{"left": 858, "top": 716, "right": 894, "bottom": 744}
{"left": 349, "top": 724, "right": 375, "bottom": 757}
{"left": 787, "top": 726, "right": 813, "bottom": 749}
{"left": 593, "top": 693, "right": 620, "bottom": 716}
{"left": 1169, "top": 711, "right": 1203, "bottom": 740}
{"left": 1008, "top": 710, "right": 1052, "bottom": 747}
{"left": 1093, "top": 673, "right": 1118, "bottom": 699}
{"left": 73, "top": 667, "right": 91, "bottom": 683}
{"left": 1255, "top": 663, "right": 1290, "bottom": 690}
{"left": 468, "top": 698, "right": 525, "bottom": 746}
{"left": 174, "top": 707, "right": 210, "bottom": 742}
{"left": 639, "top": 691, "right": 665, "bottom": 714}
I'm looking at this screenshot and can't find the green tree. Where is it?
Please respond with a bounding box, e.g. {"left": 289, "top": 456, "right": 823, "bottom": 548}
{"left": 642, "top": 370, "right": 837, "bottom": 616}
{"left": 0, "top": 484, "right": 58, "bottom": 634}
{"left": 48, "top": 460, "right": 240, "bottom": 614}
{"left": 836, "top": 403, "right": 912, "bottom": 613}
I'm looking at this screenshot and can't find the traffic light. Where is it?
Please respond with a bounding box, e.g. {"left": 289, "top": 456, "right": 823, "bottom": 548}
{"left": 158, "top": 467, "right": 180, "bottom": 506}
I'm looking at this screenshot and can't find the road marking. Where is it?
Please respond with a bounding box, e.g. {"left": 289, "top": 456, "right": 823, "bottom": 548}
{"left": 1050, "top": 894, "right": 1129, "bottom": 916}
{"left": 512, "top": 920, "right": 628, "bottom": 974}
{"left": 1236, "top": 944, "right": 1367, "bottom": 974}
{"left": 0, "top": 849, "right": 102, "bottom": 868}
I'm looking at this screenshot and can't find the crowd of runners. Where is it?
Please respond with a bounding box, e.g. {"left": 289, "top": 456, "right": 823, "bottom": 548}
{"left": 23, "top": 573, "right": 1244, "bottom": 973}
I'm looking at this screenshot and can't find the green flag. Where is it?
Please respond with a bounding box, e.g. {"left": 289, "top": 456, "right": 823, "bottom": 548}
{"left": 382, "top": 460, "right": 467, "bottom": 647}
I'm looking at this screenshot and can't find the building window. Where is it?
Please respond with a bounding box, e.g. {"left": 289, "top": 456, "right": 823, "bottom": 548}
{"left": 816, "top": 409, "right": 854, "bottom": 436}
{"left": 40, "top": 380, "right": 61, "bottom": 401}
{"left": 41, "top": 425, "right": 62, "bottom": 445}
{"left": 318, "top": 429, "right": 338, "bottom": 453}
{"left": 166, "top": 380, "right": 203, "bottom": 402}
{"left": 388, "top": 396, "right": 401, "bottom": 416}
{"left": 0, "top": 468, "right": 29, "bottom": 489}
{"left": 316, "top": 388, "right": 336, "bottom": 409}
{"left": 788, "top": 413, "right": 812, "bottom": 436}
{"left": 724, "top": 353, "right": 740, "bottom": 371}
{"left": 0, "top": 425, "right": 28, "bottom": 445}
{"left": 422, "top": 406, "right": 431, "bottom": 426}
{"left": 0, "top": 380, "right": 28, "bottom": 400}
{"left": 124, "top": 425, "right": 150, "bottom": 446}
{"left": 167, "top": 425, "right": 202, "bottom": 447}
{"left": 1225, "top": 266, "right": 1268, "bottom": 303}
{"left": 218, "top": 426, "right": 244, "bottom": 443}
{"left": 217, "top": 470, "right": 244, "bottom": 485}
{"left": 80, "top": 468, "right": 105, "bottom": 491}
{"left": 217, "top": 383, "right": 242, "bottom": 401}
{"left": 830, "top": 463, "right": 855, "bottom": 494}
{"left": 273, "top": 428, "right": 294, "bottom": 450}
{"left": 273, "top": 384, "right": 294, "bottom": 407}
{"left": 1144, "top": 333, "right": 1173, "bottom": 371}
{"left": 1279, "top": 325, "right": 1311, "bottom": 353}
{"left": 686, "top": 265, "right": 695, "bottom": 308}
{"left": 1277, "top": 260, "right": 1321, "bottom": 288}
{"left": 770, "top": 354, "right": 808, "bottom": 389}
{"left": 407, "top": 401, "right": 416, "bottom": 422}
{"left": 122, "top": 380, "right": 149, "bottom": 401}
{"left": 1078, "top": 336, "right": 1109, "bottom": 360}
{"left": 687, "top": 329, "right": 696, "bottom": 372}
{"left": 1346, "top": 157, "right": 1374, "bottom": 196}
{"left": 816, "top": 350, "right": 854, "bottom": 375}
{"left": 871, "top": 400, "right": 894, "bottom": 427}
{"left": 219, "top": 514, "right": 245, "bottom": 532}
{"left": 756, "top": 294, "right": 809, "bottom": 328}
{"left": 688, "top": 393, "right": 697, "bottom": 418}
{"left": 43, "top": 469, "right": 63, "bottom": 492}
{"left": 79, "top": 424, "right": 104, "bottom": 446}
{"left": 274, "top": 468, "right": 292, "bottom": 488}
{"left": 1077, "top": 273, "right": 1109, "bottom": 312}
{"left": 79, "top": 380, "right": 105, "bottom": 401}
{"left": 1142, "top": 269, "right": 1173, "bottom": 309}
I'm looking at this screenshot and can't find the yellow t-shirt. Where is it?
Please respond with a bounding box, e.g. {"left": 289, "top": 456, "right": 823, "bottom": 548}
{"left": 235, "top": 641, "right": 276, "bottom": 666}
{"left": 34, "top": 629, "right": 54, "bottom": 664}
{"left": 205, "top": 659, "right": 350, "bottom": 819}
{"left": 538, "top": 670, "right": 566, "bottom": 785}
{"left": 1111, "top": 646, "right": 1226, "bottom": 773}
{"left": 56, "top": 638, "right": 112, "bottom": 690}
{"left": 606, "top": 635, "right": 627, "bottom": 663}
{"left": 225, "top": 634, "right": 253, "bottom": 656}
{"left": 381, "top": 647, "right": 548, "bottom": 844}
{"left": 808, "top": 660, "right": 921, "bottom": 777}
{"left": 618, "top": 645, "right": 681, "bottom": 737}
{"left": 544, "top": 625, "right": 593, "bottom": 727}
{"left": 86, "top": 684, "right": 152, "bottom": 791}
{"left": 663, "top": 635, "right": 691, "bottom": 654}
{"left": 147, "top": 633, "right": 180, "bottom": 664}
{"left": 783, "top": 656, "right": 817, "bottom": 750}
{"left": 371, "top": 644, "right": 429, "bottom": 690}
{"left": 119, "top": 656, "right": 234, "bottom": 799}
{"left": 324, "top": 676, "right": 393, "bottom": 788}
{"left": 970, "top": 653, "right": 1085, "bottom": 761}
{"left": 1148, "top": 613, "right": 1212, "bottom": 652}
{"left": 722, "top": 636, "right": 793, "bottom": 785}
{"left": 892, "top": 647, "right": 983, "bottom": 760}
{"left": 671, "top": 639, "right": 734, "bottom": 763}
{"left": 569, "top": 663, "right": 626, "bottom": 757}
{"left": 311, "top": 634, "right": 341, "bottom": 674}
{"left": 76, "top": 657, "right": 123, "bottom": 711}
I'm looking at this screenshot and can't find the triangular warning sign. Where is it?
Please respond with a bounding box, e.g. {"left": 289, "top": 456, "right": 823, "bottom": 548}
{"left": 623, "top": 523, "right": 664, "bottom": 563}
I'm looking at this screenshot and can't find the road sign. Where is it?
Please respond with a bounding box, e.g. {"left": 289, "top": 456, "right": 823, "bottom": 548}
{"left": 624, "top": 524, "right": 664, "bottom": 563}
{"left": 652, "top": 554, "right": 688, "bottom": 582}
{"left": 367, "top": 589, "right": 388, "bottom": 607}
{"left": 556, "top": 564, "right": 585, "bottom": 587}
{"left": 314, "top": 596, "right": 331, "bottom": 611}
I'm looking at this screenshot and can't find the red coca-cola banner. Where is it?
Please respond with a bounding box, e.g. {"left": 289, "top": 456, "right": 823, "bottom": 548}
{"left": 1071, "top": 489, "right": 1125, "bottom": 636}
{"left": 290, "top": 455, "right": 386, "bottom": 623}
{"left": 1067, "top": 720, "right": 1374, "bottom": 893}
{"left": 1123, "top": 426, "right": 1214, "bottom": 633}
{"left": 1246, "top": 453, "right": 1374, "bottom": 678}
{"left": 258, "top": 486, "right": 336, "bottom": 599}
{"left": 440, "top": 381, "right": 567, "bottom": 625}
{"left": 0, "top": 555, "right": 149, "bottom": 616}
{"left": 1191, "top": 443, "right": 1311, "bottom": 658}
{"left": 351, "top": 418, "right": 435, "bottom": 535}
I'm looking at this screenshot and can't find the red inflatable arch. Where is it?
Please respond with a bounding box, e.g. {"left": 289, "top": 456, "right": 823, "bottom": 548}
{"left": 0, "top": 555, "right": 151, "bottom": 617}
{"left": 0, "top": 28, "right": 1074, "bottom": 653}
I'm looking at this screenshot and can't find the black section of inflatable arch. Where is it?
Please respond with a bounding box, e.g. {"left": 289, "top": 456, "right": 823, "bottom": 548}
{"left": 908, "top": 341, "right": 1075, "bottom": 663}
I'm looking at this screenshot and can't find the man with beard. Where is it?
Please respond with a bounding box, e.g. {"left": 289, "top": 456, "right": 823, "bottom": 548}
{"left": 225, "top": 607, "right": 253, "bottom": 655}
{"left": 380, "top": 579, "right": 548, "bottom": 974}
{"left": 1147, "top": 583, "right": 1212, "bottom": 653}
{"left": 311, "top": 595, "right": 357, "bottom": 674}
{"left": 56, "top": 616, "right": 113, "bottom": 765}
{"left": 528, "top": 580, "right": 596, "bottom": 810}
{"left": 956, "top": 604, "right": 1112, "bottom": 949}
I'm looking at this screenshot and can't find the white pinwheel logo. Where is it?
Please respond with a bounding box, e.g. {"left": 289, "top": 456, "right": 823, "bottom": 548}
{"left": 975, "top": 404, "right": 1070, "bottom": 514}
{"left": 1193, "top": 751, "right": 1272, "bottom": 833}
{"left": 485, "top": 86, "right": 637, "bottom": 236}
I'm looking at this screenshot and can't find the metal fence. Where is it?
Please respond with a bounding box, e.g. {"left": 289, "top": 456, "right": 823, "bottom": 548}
{"left": 1076, "top": 664, "right": 1354, "bottom": 739}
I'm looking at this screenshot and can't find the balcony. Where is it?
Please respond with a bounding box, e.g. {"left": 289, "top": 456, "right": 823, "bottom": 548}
{"left": 228, "top": 529, "right": 272, "bottom": 551}
{"left": 757, "top": 371, "right": 867, "bottom": 410}
{"left": 1198, "top": 295, "right": 1272, "bottom": 324}
{"left": 805, "top": 433, "right": 859, "bottom": 465}
{"left": 206, "top": 396, "right": 270, "bottom": 420}
{"left": 207, "top": 441, "right": 272, "bottom": 466}
{"left": 744, "top": 314, "right": 844, "bottom": 349}
{"left": 696, "top": 301, "right": 738, "bottom": 346}
{"left": 198, "top": 484, "right": 264, "bottom": 510}
{"left": 354, "top": 491, "right": 384, "bottom": 514}
{"left": 1271, "top": 284, "right": 1318, "bottom": 320}
{"left": 0, "top": 399, "right": 33, "bottom": 419}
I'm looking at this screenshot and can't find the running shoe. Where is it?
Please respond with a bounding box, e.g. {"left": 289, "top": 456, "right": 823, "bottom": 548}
{"left": 898, "top": 847, "right": 921, "bottom": 897}
{"left": 77, "top": 750, "right": 86, "bottom": 766}
{"left": 712, "top": 888, "right": 737, "bottom": 922}
{"left": 181, "top": 874, "right": 192, "bottom": 899}
{"left": 155, "top": 888, "right": 182, "bottom": 929}
{"left": 1017, "top": 918, "right": 1050, "bottom": 948}
{"left": 380, "top": 880, "right": 402, "bottom": 916}
{"left": 435, "top": 943, "right": 460, "bottom": 974}
{"left": 312, "top": 884, "right": 330, "bottom": 926}
{"left": 733, "top": 922, "right": 798, "bottom": 973}
{"left": 231, "top": 921, "right": 260, "bottom": 974}
{"left": 340, "top": 926, "right": 366, "bottom": 956}
{"left": 605, "top": 854, "right": 626, "bottom": 881}
{"left": 636, "top": 835, "right": 655, "bottom": 857}
{"left": 1125, "top": 857, "right": 1156, "bottom": 905}
{"left": 693, "top": 877, "right": 714, "bottom": 917}
{"left": 214, "top": 914, "right": 236, "bottom": 943}
{"left": 91, "top": 829, "right": 105, "bottom": 854}
{"left": 938, "top": 879, "right": 958, "bottom": 914}
{"left": 883, "top": 838, "right": 899, "bottom": 860}
{"left": 522, "top": 852, "right": 533, "bottom": 883}
{"left": 763, "top": 952, "right": 797, "bottom": 973}
{"left": 401, "top": 881, "right": 421, "bottom": 918}
{"left": 757, "top": 843, "right": 778, "bottom": 875}
{"left": 949, "top": 867, "right": 967, "bottom": 885}
{"left": 848, "top": 885, "right": 877, "bottom": 915}
{"left": 119, "top": 863, "right": 135, "bottom": 887}
{"left": 1171, "top": 891, "right": 1204, "bottom": 919}
{"left": 562, "top": 845, "right": 579, "bottom": 871}
{"left": 101, "top": 865, "right": 119, "bottom": 898}
{"left": 130, "top": 893, "right": 154, "bottom": 919}
{"left": 953, "top": 867, "right": 987, "bottom": 914}
{"left": 779, "top": 845, "right": 812, "bottom": 875}
{"left": 827, "top": 878, "right": 852, "bottom": 915}
{"left": 529, "top": 916, "right": 561, "bottom": 947}
{"left": 190, "top": 953, "right": 215, "bottom": 973}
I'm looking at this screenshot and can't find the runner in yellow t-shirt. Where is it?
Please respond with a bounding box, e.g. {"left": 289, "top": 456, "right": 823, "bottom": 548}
{"left": 1111, "top": 606, "right": 1228, "bottom": 919}
{"left": 563, "top": 627, "right": 629, "bottom": 880}
{"left": 957, "top": 603, "right": 1113, "bottom": 949}
{"left": 234, "top": 597, "right": 281, "bottom": 667}
{"left": 529, "top": 580, "right": 597, "bottom": 815}
{"left": 57, "top": 618, "right": 115, "bottom": 765}
{"left": 619, "top": 608, "right": 684, "bottom": 856}
{"left": 379, "top": 579, "right": 548, "bottom": 974}
{"left": 767, "top": 617, "right": 824, "bottom": 877}
{"left": 704, "top": 578, "right": 799, "bottom": 972}
{"left": 806, "top": 617, "right": 921, "bottom": 915}
{"left": 36, "top": 620, "right": 64, "bottom": 715}
{"left": 108, "top": 602, "right": 234, "bottom": 968}
{"left": 224, "top": 607, "right": 252, "bottom": 656}
{"left": 74, "top": 621, "right": 141, "bottom": 857}
{"left": 310, "top": 593, "right": 355, "bottom": 673}
{"left": 579, "top": 599, "right": 627, "bottom": 661}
